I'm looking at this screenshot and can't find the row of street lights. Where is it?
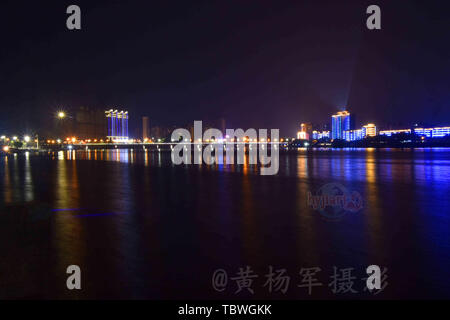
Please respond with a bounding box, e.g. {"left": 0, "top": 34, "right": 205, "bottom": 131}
{"left": 1, "top": 110, "right": 66, "bottom": 152}
{"left": 1, "top": 135, "right": 31, "bottom": 142}
{"left": 1, "top": 135, "right": 37, "bottom": 150}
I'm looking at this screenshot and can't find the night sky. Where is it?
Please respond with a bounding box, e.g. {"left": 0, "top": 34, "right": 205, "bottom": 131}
{"left": 0, "top": 0, "right": 449, "bottom": 137}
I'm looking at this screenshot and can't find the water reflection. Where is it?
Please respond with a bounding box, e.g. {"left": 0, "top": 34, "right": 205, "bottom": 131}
{"left": 3, "top": 156, "right": 12, "bottom": 203}
{"left": 53, "top": 157, "right": 84, "bottom": 298}
{"left": 24, "top": 152, "right": 34, "bottom": 202}
{"left": 0, "top": 149, "right": 450, "bottom": 299}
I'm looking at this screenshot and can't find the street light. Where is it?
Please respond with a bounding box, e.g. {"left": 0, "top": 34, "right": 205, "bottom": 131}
{"left": 58, "top": 111, "right": 66, "bottom": 119}
{"left": 24, "top": 136, "right": 31, "bottom": 143}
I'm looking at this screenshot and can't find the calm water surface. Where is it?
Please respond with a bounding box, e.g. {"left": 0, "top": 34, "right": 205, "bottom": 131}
{"left": 0, "top": 149, "right": 450, "bottom": 299}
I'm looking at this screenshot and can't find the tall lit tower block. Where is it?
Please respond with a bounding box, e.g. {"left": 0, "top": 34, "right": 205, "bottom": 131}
{"left": 121, "top": 111, "right": 129, "bottom": 140}
{"left": 142, "top": 116, "right": 150, "bottom": 141}
{"left": 106, "top": 109, "right": 129, "bottom": 142}
{"left": 331, "top": 110, "right": 351, "bottom": 140}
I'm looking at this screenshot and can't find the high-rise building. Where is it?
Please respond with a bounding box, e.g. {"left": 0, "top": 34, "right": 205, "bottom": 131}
{"left": 142, "top": 116, "right": 150, "bottom": 141}
{"left": 331, "top": 110, "right": 352, "bottom": 140}
{"left": 298, "top": 123, "right": 313, "bottom": 140}
{"left": 297, "top": 123, "right": 313, "bottom": 140}
{"left": 55, "top": 107, "right": 107, "bottom": 139}
{"left": 105, "top": 109, "right": 129, "bottom": 142}
{"left": 219, "top": 117, "right": 226, "bottom": 134}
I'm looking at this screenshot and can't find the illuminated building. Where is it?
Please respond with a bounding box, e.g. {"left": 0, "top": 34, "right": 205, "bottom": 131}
{"left": 312, "top": 130, "right": 330, "bottom": 140}
{"left": 379, "top": 127, "right": 450, "bottom": 138}
{"left": 413, "top": 128, "right": 432, "bottom": 137}
{"left": 343, "top": 124, "right": 377, "bottom": 141}
{"left": 297, "top": 131, "right": 307, "bottom": 140}
{"left": 106, "top": 109, "right": 129, "bottom": 142}
{"left": 379, "top": 129, "right": 411, "bottom": 137}
{"left": 431, "top": 127, "right": 450, "bottom": 137}
{"left": 362, "top": 123, "right": 377, "bottom": 137}
{"left": 297, "top": 123, "right": 313, "bottom": 140}
{"left": 343, "top": 129, "right": 363, "bottom": 141}
{"left": 413, "top": 127, "right": 450, "bottom": 138}
{"left": 331, "top": 110, "right": 352, "bottom": 140}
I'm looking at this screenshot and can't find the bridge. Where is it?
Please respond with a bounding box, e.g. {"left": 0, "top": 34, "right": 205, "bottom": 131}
{"left": 49, "top": 141, "right": 292, "bottom": 151}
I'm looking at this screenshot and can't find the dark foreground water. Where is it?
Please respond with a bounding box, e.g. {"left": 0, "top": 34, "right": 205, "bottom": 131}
{"left": 0, "top": 148, "right": 450, "bottom": 299}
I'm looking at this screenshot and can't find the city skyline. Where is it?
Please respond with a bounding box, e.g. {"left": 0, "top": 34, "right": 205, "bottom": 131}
{"left": 1, "top": 1, "right": 449, "bottom": 136}
{"left": 3, "top": 104, "right": 450, "bottom": 142}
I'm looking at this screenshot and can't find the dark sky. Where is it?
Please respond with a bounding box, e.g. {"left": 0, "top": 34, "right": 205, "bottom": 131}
{"left": 0, "top": 0, "right": 449, "bottom": 137}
